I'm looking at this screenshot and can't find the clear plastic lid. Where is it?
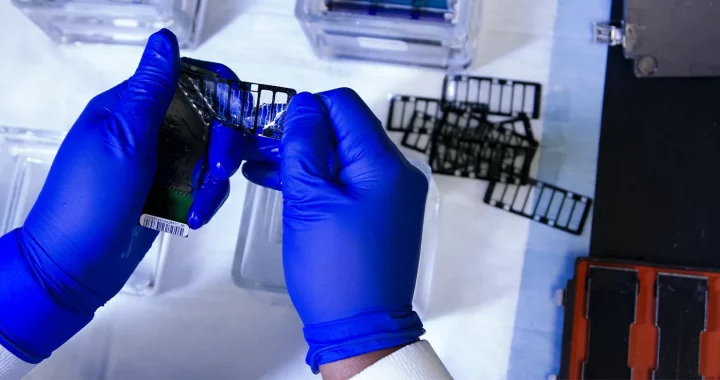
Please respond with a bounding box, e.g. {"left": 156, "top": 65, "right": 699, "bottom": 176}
{"left": 0, "top": 126, "right": 168, "bottom": 296}
{"left": 295, "top": 0, "right": 481, "bottom": 69}
{"left": 231, "top": 157, "right": 440, "bottom": 316}
{"left": 11, "top": 0, "right": 207, "bottom": 48}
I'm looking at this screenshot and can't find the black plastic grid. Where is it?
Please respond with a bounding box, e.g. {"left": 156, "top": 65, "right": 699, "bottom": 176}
{"left": 655, "top": 274, "right": 707, "bottom": 379}
{"left": 442, "top": 75, "right": 542, "bottom": 119}
{"left": 583, "top": 267, "right": 638, "bottom": 379}
{"left": 180, "top": 64, "right": 297, "bottom": 140}
{"left": 401, "top": 130, "right": 434, "bottom": 154}
{"left": 430, "top": 138, "right": 532, "bottom": 182}
{"left": 483, "top": 178, "right": 593, "bottom": 235}
{"left": 427, "top": 109, "right": 535, "bottom": 183}
{"left": 487, "top": 114, "right": 538, "bottom": 146}
{"left": 396, "top": 104, "right": 468, "bottom": 154}
{"left": 387, "top": 95, "right": 443, "bottom": 133}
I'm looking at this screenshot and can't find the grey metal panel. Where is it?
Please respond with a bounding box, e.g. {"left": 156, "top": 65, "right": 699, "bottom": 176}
{"left": 624, "top": 0, "right": 720, "bottom": 77}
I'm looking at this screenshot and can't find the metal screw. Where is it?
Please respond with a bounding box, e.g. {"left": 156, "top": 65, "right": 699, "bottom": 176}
{"left": 637, "top": 56, "right": 658, "bottom": 76}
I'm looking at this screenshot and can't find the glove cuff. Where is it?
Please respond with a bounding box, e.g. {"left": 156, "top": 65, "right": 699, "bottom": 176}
{"left": 0, "top": 229, "right": 96, "bottom": 363}
{"left": 303, "top": 308, "right": 425, "bottom": 374}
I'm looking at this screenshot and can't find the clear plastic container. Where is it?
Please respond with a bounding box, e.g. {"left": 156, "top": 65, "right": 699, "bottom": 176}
{"left": 0, "top": 126, "right": 168, "bottom": 296}
{"left": 11, "top": 0, "right": 207, "bottom": 48}
{"left": 295, "top": 0, "right": 481, "bottom": 69}
{"left": 232, "top": 158, "right": 440, "bottom": 315}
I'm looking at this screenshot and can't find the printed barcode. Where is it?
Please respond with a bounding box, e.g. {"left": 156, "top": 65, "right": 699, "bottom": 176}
{"left": 139, "top": 214, "right": 189, "bottom": 237}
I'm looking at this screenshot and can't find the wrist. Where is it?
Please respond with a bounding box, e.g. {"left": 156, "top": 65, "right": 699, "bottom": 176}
{"left": 0, "top": 229, "right": 97, "bottom": 363}
{"left": 304, "top": 307, "right": 424, "bottom": 374}
{"left": 319, "top": 344, "right": 406, "bottom": 380}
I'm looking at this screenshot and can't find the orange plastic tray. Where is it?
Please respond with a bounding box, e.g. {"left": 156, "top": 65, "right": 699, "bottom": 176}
{"left": 560, "top": 258, "right": 720, "bottom": 380}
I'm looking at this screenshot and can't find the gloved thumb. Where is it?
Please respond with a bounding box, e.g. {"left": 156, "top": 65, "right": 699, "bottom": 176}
{"left": 281, "top": 92, "right": 333, "bottom": 193}
{"left": 114, "top": 29, "right": 180, "bottom": 149}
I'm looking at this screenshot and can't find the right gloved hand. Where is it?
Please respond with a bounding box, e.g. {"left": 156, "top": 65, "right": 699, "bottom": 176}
{"left": 243, "top": 89, "right": 429, "bottom": 373}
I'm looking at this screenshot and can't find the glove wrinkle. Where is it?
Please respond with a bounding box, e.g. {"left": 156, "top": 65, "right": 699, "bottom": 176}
{"left": 16, "top": 229, "right": 104, "bottom": 315}
{"left": 104, "top": 112, "right": 141, "bottom": 158}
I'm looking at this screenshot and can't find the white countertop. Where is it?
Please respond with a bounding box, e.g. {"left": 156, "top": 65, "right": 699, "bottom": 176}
{"left": 0, "top": 0, "right": 609, "bottom": 379}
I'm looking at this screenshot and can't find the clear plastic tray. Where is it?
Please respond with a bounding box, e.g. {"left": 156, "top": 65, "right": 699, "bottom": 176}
{"left": 0, "top": 126, "right": 168, "bottom": 296}
{"left": 232, "top": 158, "right": 440, "bottom": 315}
{"left": 295, "top": 0, "right": 481, "bottom": 69}
{"left": 11, "top": 0, "right": 207, "bottom": 48}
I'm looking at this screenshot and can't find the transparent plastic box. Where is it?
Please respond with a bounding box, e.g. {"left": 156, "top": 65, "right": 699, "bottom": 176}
{"left": 11, "top": 0, "right": 207, "bottom": 48}
{"left": 0, "top": 127, "right": 168, "bottom": 296}
{"left": 232, "top": 158, "right": 440, "bottom": 315}
{"left": 295, "top": 0, "right": 482, "bottom": 69}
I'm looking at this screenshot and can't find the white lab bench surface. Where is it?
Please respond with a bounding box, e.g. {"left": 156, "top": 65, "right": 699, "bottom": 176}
{"left": 0, "top": 0, "right": 609, "bottom": 379}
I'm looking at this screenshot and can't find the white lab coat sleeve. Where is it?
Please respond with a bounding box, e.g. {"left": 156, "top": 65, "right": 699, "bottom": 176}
{"left": 351, "top": 340, "right": 453, "bottom": 380}
{"left": 0, "top": 346, "right": 34, "bottom": 380}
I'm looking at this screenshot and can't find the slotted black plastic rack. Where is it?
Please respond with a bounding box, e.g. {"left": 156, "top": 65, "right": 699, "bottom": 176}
{"left": 483, "top": 177, "right": 593, "bottom": 235}
{"left": 427, "top": 109, "right": 537, "bottom": 183}
{"left": 442, "top": 75, "right": 543, "bottom": 120}
{"left": 387, "top": 94, "right": 443, "bottom": 133}
{"left": 385, "top": 75, "right": 594, "bottom": 235}
{"left": 393, "top": 101, "right": 538, "bottom": 183}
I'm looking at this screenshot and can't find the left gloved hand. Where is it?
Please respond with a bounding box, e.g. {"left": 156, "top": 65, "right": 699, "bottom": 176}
{"left": 0, "top": 30, "right": 257, "bottom": 364}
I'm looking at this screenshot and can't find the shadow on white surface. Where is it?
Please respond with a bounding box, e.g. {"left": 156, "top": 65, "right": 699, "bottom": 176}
{"left": 420, "top": 176, "right": 529, "bottom": 321}
{"left": 467, "top": 0, "right": 557, "bottom": 71}
{"left": 153, "top": 234, "right": 208, "bottom": 294}
{"left": 107, "top": 295, "right": 304, "bottom": 380}
{"left": 199, "top": 0, "right": 263, "bottom": 46}
{"left": 23, "top": 320, "right": 114, "bottom": 380}
{"left": 26, "top": 287, "right": 307, "bottom": 380}
{"left": 470, "top": 31, "right": 536, "bottom": 71}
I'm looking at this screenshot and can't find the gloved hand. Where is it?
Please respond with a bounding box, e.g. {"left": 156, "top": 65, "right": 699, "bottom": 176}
{"left": 0, "top": 30, "right": 264, "bottom": 363}
{"left": 244, "top": 89, "right": 429, "bottom": 373}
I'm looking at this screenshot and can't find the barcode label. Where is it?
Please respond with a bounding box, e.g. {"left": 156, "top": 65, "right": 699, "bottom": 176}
{"left": 139, "top": 214, "right": 189, "bottom": 237}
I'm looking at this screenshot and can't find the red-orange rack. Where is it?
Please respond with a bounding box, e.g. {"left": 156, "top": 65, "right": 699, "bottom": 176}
{"left": 558, "top": 257, "right": 720, "bottom": 380}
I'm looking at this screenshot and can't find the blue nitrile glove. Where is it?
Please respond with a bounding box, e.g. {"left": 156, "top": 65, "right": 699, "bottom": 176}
{"left": 243, "top": 89, "right": 429, "bottom": 373}
{"left": 0, "top": 30, "right": 260, "bottom": 364}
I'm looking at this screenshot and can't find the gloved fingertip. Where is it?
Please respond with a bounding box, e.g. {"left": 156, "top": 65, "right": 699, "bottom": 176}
{"left": 187, "top": 211, "right": 206, "bottom": 230}
{"left": 287, "top": 92, "right": 329, "bottom": 116}
{"left": 210, "top": 161, "right": 235, "bottom": 181}
{"left": 281, "top": 92, "right": 332, "bottom": 185}
{"left": 315, "top": 87, "right": 360, "bottom": 112}
{"left": 152, "top": 28, "right": 179, "bottom": 51}
{"left": 129, "top": 29, "right": 180, "bottom": 98}
{"left": 208, "top": 121, "right": 245, "bottom": 180}
{"left": 240, "top": 162, "right": 252, "bottom": 179}
{"left": 315, "top": 93, "right": 332, "bottom": 108}
{"left": 242, "top": 161, "right": 283, "bottom": 191}
{"left": 243, "top": 135, "right": 281, "bottom": 163}
{"left": 290, "top": 91, "right": 318, "bottom": 105}
{"left": 141, "top": 28, "right": 180, "bottom": 73}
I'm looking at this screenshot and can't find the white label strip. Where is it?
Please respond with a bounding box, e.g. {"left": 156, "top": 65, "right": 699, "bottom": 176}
{"left": 139, "top": 214, "right": 189, "bottom": 237}
{"left": 357, "top": 37, "right": 409, "bottom": 52}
